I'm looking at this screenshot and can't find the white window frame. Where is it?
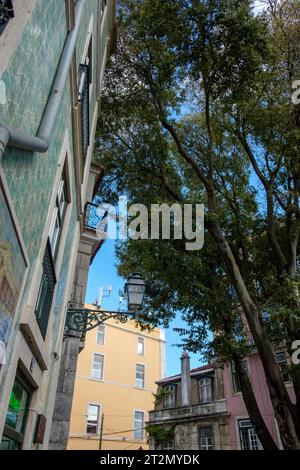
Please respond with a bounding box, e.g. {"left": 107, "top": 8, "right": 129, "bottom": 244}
{"left": 133, "top": 410, "right": 144, "bottom": 440}
{"left": 199, "top": 426, "right": 214, "bottom": 450}
{"left": 238, "top": 419, "right": 263, "bottom": 450}
{"left": 86, "top": 403, "right": 101, "bottom": 435}
{"left": 137, "top": 336, "right": 144, "bottom": 356}
{"left": 135, "top": 364, "right": 145, "bottom": 388}
{"left": 80, "top": 17, "right": 94, "bottom": 102}
{"left": 199, "top": 377, "right": 213, "bottom": 403}
{"left": 48, "top": 172, "right": 68, "bottom": 260}
{"left": 91, "top": 353, "right": 104, "bottom": 380}
{"left": 97, "top": 324, "right": 105, "bottom": 346}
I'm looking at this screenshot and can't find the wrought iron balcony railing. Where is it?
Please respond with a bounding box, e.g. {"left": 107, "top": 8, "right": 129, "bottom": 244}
{"left": 78, "top": 63, "right": 90, "bottom": 167}
{"left": 84, "top": 202, "right": 106, "bottom": 232}
{"left": 0, "top": 0, "right": 14, "bottom": 35}
{"left": 35, "top": 239, "right": 57, "bottom": 338}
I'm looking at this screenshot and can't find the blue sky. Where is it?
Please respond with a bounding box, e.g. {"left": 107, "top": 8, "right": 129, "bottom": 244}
{"left": 84, "top": 0, "right": 266, "bottom": 378}
{"left": 85, "top": 239, "right": 202, "bottom": 377}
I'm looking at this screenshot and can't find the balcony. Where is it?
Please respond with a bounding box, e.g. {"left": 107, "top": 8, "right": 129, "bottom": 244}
{"left": 82, "top": 202, "right": 106, "bottom": 262}
{"left": 148, "top": 399, "right": 228, "bottom": 423}
{"left": 0, "top": 0, "right": 14, "bottom": 35}
{"left": 84, "top": 202, "right": 105, "bottom": 232}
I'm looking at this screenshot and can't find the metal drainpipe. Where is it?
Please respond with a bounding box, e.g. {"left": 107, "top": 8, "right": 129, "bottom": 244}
{"left": 0, "top": 0, "right": 85, "bottom": 161}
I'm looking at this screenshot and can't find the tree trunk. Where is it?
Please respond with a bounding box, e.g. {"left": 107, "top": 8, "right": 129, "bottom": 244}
{"left": 233, "top": 354, "right": 279, "bottom": 450}
{"left": 208, "top": 217, "right": 300, "bottom": 449}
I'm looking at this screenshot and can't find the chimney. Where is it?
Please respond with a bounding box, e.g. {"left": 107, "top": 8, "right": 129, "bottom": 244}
{"left": 181, "top": 351, "right": 191, "bottom": 406}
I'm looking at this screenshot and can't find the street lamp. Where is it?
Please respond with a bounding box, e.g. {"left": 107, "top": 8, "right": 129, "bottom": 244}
{"left": 65, "top": 273, "right": 146, "bottom": 340}
{"left": 125, "top": 273, "right": 146, "bottom": 312}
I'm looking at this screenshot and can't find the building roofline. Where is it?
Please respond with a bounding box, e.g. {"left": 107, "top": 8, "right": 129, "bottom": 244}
{"left": 156, "top": 364, "right": 214, "bottom": 385}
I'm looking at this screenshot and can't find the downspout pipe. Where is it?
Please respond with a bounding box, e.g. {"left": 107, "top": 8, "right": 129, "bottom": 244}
{"left": 0, "top": 0, "right": 85, "bottom": 161}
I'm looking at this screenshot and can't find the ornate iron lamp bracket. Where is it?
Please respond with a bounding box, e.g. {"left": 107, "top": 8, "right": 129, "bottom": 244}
{"left": 65, "top": 306, "right": 133, "bottom": 341}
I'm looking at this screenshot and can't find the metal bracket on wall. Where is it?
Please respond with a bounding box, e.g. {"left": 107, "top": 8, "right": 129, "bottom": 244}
{"left": 65, "top": 306, "right": 132, "bottom": 342}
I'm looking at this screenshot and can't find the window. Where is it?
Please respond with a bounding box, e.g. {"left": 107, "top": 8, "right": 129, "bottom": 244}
{"left": 135, "top": 364, "right": 145, "bottom": 388}
{"left": 163, "top": 385, "right": 176, "bottom": 409}
{"left": 35, "top": 169, "right": 68, "bottom": 338}
{"left": 0, "top": 0, "right": 14, "bottom": 36}
{"left": 97, "top": 325, "right": 105, "bottom": 345}
{"left": 238, "top": 419, "right": 262, "bottom": 450}
{"left": 276, "top": 352, "right": 291, "bottom": 384}
{"left": 101, "top": 0, "right": 107, "bottom": 17}
{"left": 155, "top": 440, "right": 174, "bottom": 450}
{"left": 162, "top": 440, "right": 174, "bottom": 450}
{"left": 87, "top": 37, "right": 93, "bottom": 87}
{"left": 231, "top": 360, "right": 248, "bottom": 394}
{"left": 92, "top": 354, "right": 104, "bottom": 380}
{"left": 199, "top": 377, "right": 213, "bottom": 403}
{"left": 86, "top": 404, "right": 100, "bottom": 434}
{"left": 199, "top": 426, "right": 214, "bottom": 450}
{"left": 49, "top": 173, "right": 67, "bottom": 260}
{"left": 78, "top": 63, "right": 90, "bottom": 165}
{"left": 134, "top": 411, "right": 144, "bottom": 440}
{"left": 137, "top": 337, "right": 144, "bottom": 356}
{"left": 0, "top": 370, "right": 33, "bottom": 450}
{"left": 35, "top": 239, "right": 56, "bottom": 338}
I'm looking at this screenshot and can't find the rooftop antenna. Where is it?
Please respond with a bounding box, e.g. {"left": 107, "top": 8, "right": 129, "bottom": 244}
{"left": 118, "top": 289, "right": 125, "bottom": 311}
{"left": 93, "top": 285, "right": 112, "bottom": 308}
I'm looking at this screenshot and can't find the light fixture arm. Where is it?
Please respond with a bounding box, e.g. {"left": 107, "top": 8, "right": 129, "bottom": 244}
{"left": 65, "top": 306, "right": 135, "bottom": 341}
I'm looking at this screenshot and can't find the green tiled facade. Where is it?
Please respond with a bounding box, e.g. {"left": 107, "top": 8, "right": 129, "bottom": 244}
{"left": 0, "top": 0, "right": 112, "bottom": 449}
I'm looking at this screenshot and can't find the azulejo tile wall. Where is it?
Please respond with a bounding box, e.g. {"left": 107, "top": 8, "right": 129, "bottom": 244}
{"left": 0, "top": 0, "right": 99, "bottom": 392}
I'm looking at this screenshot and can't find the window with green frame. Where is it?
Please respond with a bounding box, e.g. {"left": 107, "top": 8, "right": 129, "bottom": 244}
{"left": 0, "top": 370, "right": 33, "bottom": 450}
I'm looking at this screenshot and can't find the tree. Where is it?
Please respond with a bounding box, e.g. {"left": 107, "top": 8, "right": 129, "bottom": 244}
{"left": 94, "top": 0, "right": 300, "bottom": 449}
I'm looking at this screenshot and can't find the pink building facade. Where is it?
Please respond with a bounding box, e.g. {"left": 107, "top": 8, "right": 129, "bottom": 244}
{"left": 149, "top": 350, "right": 295, "bottom": 450}
{"left": 223, "top": 351, "right": 295, "bottom": 450}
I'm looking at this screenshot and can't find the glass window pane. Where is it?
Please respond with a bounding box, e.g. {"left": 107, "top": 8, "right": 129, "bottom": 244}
{"left": 0, "top": 436, "right": 19, "bottom": 450}
{"left": 87, "top": 404, "right": 99, "bottom": 434}
{"left": 238, "top": 420, "right": 262, "bottom": 450}
{"left": 199, "top": 377, "right": 213, "bottom": 403}
{"left": 199, "top": 427, "right": 213, "bottom": 450}
{"left": 135, "top": 364, "right": 145, "bottom": 388}
{"left": 92, "top": 354, "right": 104, "bottom": 380}
{"left": 134, "top": 411, "right": 144, "bottom": 439}
{"left": 97, "top": 325, "right": 105, "bottom": 345}
{"left": 163, "top": 385, "right": 176, "bottom": 409}
{"left": 5, "top": 378, "right": 29, "bottom": 433}
{"left": 49, "top": 173, "right": 67, "bottom": 260}
{"left": 49, "top": 208, "right": 60, "bottom": 256}
{"left": 57, "top": 178, "right": 67, "bottom": 219}
{"left": 137, "top": 337, "right": 144, "bottom": 356}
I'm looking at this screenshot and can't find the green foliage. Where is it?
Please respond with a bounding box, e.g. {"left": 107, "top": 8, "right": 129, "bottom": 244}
{"left": 145, "top": 424, "right": 175, "bottom": 443}
{"left": 152, "top": 387, "right": 171, "bottom": 404}
{"left": 94, "top": 0, "right": 300, "bottom": 364}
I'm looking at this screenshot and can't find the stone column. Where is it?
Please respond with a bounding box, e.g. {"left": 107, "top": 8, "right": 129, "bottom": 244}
{"left": 49, "top": 237, "right": 95, "bottom": 450}
{"left": 180, "top": 351, "right": 191, "bottom": 406}
{"left": 48, "top": 334, "right": 82, "bottom": 450}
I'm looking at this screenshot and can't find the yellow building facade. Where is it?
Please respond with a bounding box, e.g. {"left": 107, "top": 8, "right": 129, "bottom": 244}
{"left": 67, "top": 305, "right": 166, "bottom": 450}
